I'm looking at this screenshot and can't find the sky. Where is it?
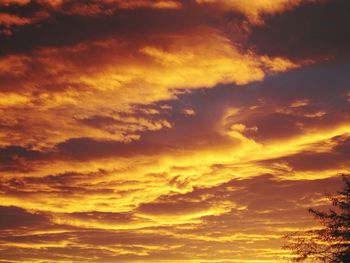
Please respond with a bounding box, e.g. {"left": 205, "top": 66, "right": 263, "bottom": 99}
{"left": 0, "top": 0, "right": 349, "bottom": 262}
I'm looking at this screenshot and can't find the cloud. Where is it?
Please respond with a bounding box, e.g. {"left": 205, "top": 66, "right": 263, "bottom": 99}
{"left": 0, "top": 0, "right": 30, "bottom": 5}
{"left": 0, "top": 174, "right": 345, "bottom": 262}
{"left": 0, "top": 26, "right": 296, "bottom": 149}
{"left": 0, "top": 13, "right": 32, "bottom": 26}
{"left": 55, "top": 138, "right": 165, "bottom": 161}
{"left": 1, "top": 63, "right": 348, "bottom": 217}
{"left": 195, "top": 0, "right": 319, "bottom": 23}
{"left": 247, "top": 0, "right": 350, "bottom": 61}
{"left": 219, "top": 63, "right": 350, "bottom": 142}
{"left": 0, "top": 145, "right": 44, "bottom": 172}
{"left": 262, "top": 134, "right": 350, "bottom": 171}
{"left": 0, "top": 206, "right": 48, "bottom": 229}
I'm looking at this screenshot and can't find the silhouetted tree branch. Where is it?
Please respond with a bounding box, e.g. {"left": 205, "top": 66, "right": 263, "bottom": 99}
{"left": 284, "top": 175, "right": 350, "bottom": 263}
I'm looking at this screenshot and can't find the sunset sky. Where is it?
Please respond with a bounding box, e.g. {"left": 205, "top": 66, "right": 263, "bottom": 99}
{"left": 0, "top": 0, "right": 350, "bottom": 262}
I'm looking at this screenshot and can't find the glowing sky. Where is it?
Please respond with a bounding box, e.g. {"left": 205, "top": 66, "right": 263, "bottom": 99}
{"left": 0, "top": 0, "right": 349, "bottom": 262}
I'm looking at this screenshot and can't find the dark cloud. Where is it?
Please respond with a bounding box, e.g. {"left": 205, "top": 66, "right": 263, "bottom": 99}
{"left": 247, "top": 0, "right": 350, "bottom": 61}
{"left": 56, "top": 99, "right": 239, "bottom": 160}
{"left": 0, "top": 170, "right": 109, "bottom": 196}
{"left": 137, "top": 200, "right": 210, "bottom": 216}
{"left": 78, "top": 115, "right": 120, "bottom": 129}
{"left": 66, "top": 211, "right": 134, "bottom": 224}
{"left": 0, "top": 145, "right": 44, "bottom": 172}
{"left": 76, "top": 230, "right": 181, "bottom": 246}
{"left": 0, "top": 0, "right": 251, "bottom": 58}
{"left": 1, "top": 231, "right": 75, "bottom": 244}
{"left": 0, "top": 4, "right": 207, "bottom": 56}
{"left": 0, "top": 145, "right": 41, "bottom": 161}
{"left": 334, "top": 136, "right": 350, "bottom": 155}
{"left": 0, "top": 206, "right": 48, "bottom": 229}
{"left": 161, "top": 63, "right": 350, "bottom": 142}
{"left": 160, "top": 174, "right": 342, "bottom": 210}
{"left": 55, "top": 137, "right": 168, "bottom": 161}
{"left": 54, "top": 133, "right": 234, "bottom": 162}
{"left": 263, "top": 135, "right": 350, "bottom": 171}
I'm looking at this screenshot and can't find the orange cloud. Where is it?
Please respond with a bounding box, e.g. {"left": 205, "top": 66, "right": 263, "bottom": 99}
{"left": 0, "top": 0, "right": 30, "bottom": 4}
{"left": 0, "top": 26, "right": 296, "bottom": 148}
{"left": 0, "top": 13, "right": 31, "bottom": 26}
{"left": 30, "top": 0, "right": 182, "bottom": 16}
{"left": 195, "top": 0, "right": 322, "bottom": 23}
{"left": 114, "top": 0, "right": 182, "bottom": 9}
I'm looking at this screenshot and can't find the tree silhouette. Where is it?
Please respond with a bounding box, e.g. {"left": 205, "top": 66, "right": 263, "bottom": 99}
{"left": 284, "top": 175, "right": 350, "bottom": 262}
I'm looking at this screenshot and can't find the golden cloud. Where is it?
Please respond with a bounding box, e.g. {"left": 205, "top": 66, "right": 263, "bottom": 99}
{"left": 195, "top": 0, "right": 322, "bottom": 22}
{"left": 0, "top": 26, "right": 296, "bottom": 148}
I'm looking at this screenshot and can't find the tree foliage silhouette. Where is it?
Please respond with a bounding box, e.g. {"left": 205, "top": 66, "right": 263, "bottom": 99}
{"left": 284, "top": 175, "right": 350, "bottom": 262}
